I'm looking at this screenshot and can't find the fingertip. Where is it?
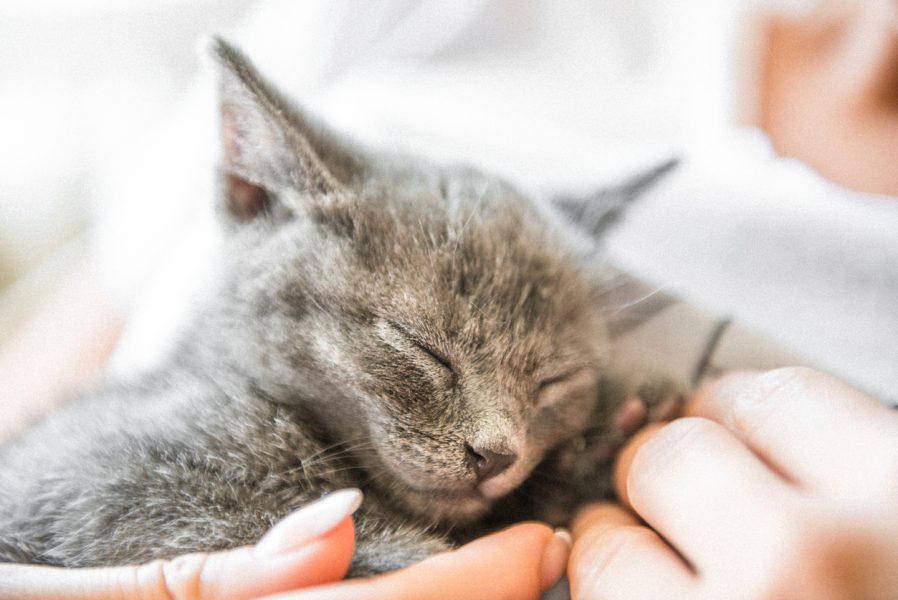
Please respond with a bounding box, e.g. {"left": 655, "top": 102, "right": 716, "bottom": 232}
{"left": 458, "top": 520, "right": 555, "bottom": 556}
{"left": 282, "top": 522, "right": 566, "bottom": 600}
{"left": 567, "top": 512, "right": 696, "bottom": 599}
{"left": 437, "top": 522, "right": 560, "bottom": 598}
{"left": 571, "top": 503, "right": 635, "bottom": 541}
{"left": 285, "top": 516, "right": 356, "bottom": 584}
{"left": 459, "top": 522, "right": 564, "bottom": 596}
{"left": 540, "top": 529, "right": 572, "bottom": 592}
{"left": 495, "top": 521, "right": 555, "bottom": 544}
{"left": 613, "top": 423, "right": 664, "bottom": 506}
{"left": 207, "top": 516, "right": 356, "bottom": 599}
{"left": 321, "top": 517, "right": 357, "bottom": 577}
{"left": 256, "top": 489, "right": 363, "bottom": 557}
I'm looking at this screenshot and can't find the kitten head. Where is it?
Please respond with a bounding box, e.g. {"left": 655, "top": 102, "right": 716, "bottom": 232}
{"left": 204, "top": 39, "right": 611, "bottom": 524}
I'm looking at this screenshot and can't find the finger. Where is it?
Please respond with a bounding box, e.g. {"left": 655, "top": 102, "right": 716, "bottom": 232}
{"left": 263, "top": 523, "right": 570, "bottom": 600}
{"left": 613, "top": 423, "right": 664, "bottom": 507}
{"left": 0, "top": 521, "right": 352, "bottom": 600}
{"left": 569, "top": 503, "right": 696, "bottom": 600}
{"left": 0, "top": 490, "right": 361, "bottom": 600}
{"left": 614, "top": 417, "right": 793, "bottom": 570}
{"left": 689, "top": 368, "right": 898, "bottom": 492}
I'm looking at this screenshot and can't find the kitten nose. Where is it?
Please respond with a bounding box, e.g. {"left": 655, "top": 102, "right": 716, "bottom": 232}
{"left": 465, "top": 443, "right": 517, "bottom": 481}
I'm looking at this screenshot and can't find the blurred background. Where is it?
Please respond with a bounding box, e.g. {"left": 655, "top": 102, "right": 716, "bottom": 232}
{"left": 0, "top": 0, "right": 251, "bottom": 330}
{"left": 2, "top": 0, "right": 897, "bottom": 433}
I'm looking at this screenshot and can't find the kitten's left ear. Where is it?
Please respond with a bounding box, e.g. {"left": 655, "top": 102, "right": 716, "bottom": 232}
{"left": 207, "top": 37, "right": 362, "bottom": 221}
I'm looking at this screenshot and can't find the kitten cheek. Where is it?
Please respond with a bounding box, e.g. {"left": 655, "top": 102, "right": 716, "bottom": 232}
{"left": 536, "top": 374, "right": 599, "bottom": 410}
{"left": 536, "top": 385, "right": 567, "bottom": 407}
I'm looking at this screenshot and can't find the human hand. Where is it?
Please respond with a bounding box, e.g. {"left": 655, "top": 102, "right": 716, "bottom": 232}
{"left": 0, "top": 487, "right": 569, "bottom": 600}
{"left": 260, "top": 521, "right": 569, "bottom": 600}
{"left": 569, "top": 367, "right": 898, "bottom": 600}
{"left": 0, "top": 489, "right": 361, "bottom": 600}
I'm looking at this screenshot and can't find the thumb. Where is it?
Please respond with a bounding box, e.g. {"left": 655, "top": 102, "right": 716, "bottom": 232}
{"left": 0, "top": 489, "right": 361, "bottom": 600}
{"left": 264, "top": 522, "right": 571, "bottom": 600}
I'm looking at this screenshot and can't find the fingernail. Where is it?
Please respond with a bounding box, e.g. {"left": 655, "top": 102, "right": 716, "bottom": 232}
{"left": 554, "top": 527, "right": 573, "bottom": 546}
{"left": 255, "top": 488, "right": 363, "bottom": 557}
{"left": 540, "top": 528, "right": 573, "bottom": 590}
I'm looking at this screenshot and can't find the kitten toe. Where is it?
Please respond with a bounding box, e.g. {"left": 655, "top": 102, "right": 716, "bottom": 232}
{"left": 612, "top": 395, "right": 648, "bottom": 435}
{"left": 647, "top": 392, "right": 684, "bottom": 422}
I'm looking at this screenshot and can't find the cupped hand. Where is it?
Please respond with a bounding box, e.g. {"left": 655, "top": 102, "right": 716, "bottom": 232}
{"left": 569, "top": 367, "right": 898, "bottom": 600}
{"left": 0, "top": 487, "right": 570, "bottom": 600}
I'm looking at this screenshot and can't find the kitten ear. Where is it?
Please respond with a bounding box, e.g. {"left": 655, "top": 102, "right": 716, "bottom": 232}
{"left": 554, "top": 158, "right": 678, "bottom": 238}
{"left": 555, "top": 159, "right": 679, "bottom": 336}
{"left": 207, "top": 37, "right": 359, "bottom": 221}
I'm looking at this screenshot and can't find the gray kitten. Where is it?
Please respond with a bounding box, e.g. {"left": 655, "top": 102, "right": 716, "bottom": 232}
{"left": 0, "top": 39, "right": 676, "bottom": 574}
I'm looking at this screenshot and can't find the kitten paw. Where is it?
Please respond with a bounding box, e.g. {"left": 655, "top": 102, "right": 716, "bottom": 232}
{"left": 612, "top": 378, "right": 685, "bottom": 438}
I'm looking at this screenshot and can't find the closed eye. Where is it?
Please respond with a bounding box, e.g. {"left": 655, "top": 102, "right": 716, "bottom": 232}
{"left": 386, "top": 322, "right": 455, "bottom": 374}
{"left": 535, "top": 367, "right": 592, "bottom": 403}
{"left": 413, "top": 340, "right": 454, "bottom": 372}
{"left": 537, "top": 374, "right": 572, "bottom": 392}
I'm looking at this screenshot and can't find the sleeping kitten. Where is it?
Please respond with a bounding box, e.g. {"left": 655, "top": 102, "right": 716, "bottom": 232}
{"left": 0, "top": 39, "right": 677, "bottom": 574}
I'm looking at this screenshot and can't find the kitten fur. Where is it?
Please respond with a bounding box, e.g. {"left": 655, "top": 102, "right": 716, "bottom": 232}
{"left": 0, "top": 38, "right": 675, "bottom": 574}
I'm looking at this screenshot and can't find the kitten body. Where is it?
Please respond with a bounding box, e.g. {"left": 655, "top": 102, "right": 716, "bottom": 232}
{"left": 0, "top": 39, "right": 672, "bottom": 573}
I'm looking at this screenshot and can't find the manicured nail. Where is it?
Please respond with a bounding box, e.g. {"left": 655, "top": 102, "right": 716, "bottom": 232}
{"left": 255, "top": 488, "right": 363, "bottom": 557}
{"left": 540, "top": 528, "right": 573, "bottom": 590}
{"left": 554, "top": 527, "right": 573, "bottom": 546}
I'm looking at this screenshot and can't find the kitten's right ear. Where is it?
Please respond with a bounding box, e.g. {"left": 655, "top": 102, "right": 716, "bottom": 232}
{"left": 554, "top": 158, "right": 679, "bottom": 239}
{"left": 206, "top": 37, "right": 360, "bottom": 222}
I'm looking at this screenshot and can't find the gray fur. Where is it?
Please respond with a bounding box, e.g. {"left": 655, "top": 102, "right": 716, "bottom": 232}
{"left": 0, "top": 39, "right": 672, "bottom": 574}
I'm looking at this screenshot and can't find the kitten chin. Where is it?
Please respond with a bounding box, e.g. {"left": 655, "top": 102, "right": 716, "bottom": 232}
{"left": 397, "top": 486, "right": 493, "bottom": 525}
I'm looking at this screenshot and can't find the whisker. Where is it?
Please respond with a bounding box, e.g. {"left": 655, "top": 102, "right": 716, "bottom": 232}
{"left": 601, "top": 287, "right": 667, "bottom": 316}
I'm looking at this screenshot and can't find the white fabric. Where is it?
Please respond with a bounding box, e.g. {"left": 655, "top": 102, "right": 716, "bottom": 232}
{"left": 607, "top": 132, "right": 898, "bottom": 403}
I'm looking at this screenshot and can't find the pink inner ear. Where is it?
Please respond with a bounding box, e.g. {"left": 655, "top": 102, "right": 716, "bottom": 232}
{"left": 221, "top": 106, "right": 271, "bottom": 220}
{"left": 226, "top": 173, "right": 270, "bottom": 221}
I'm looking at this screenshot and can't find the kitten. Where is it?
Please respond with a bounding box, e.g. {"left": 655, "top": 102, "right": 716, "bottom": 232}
{"left": 0, "top": 38, "right": 676, "bottom": 574}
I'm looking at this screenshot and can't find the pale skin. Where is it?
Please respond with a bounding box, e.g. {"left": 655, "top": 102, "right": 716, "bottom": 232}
{"left": 570, "top": 367, "right": 898, "bottom": 600}
{"left": 0, "top": 517, "right": 570, "bottom": 600}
